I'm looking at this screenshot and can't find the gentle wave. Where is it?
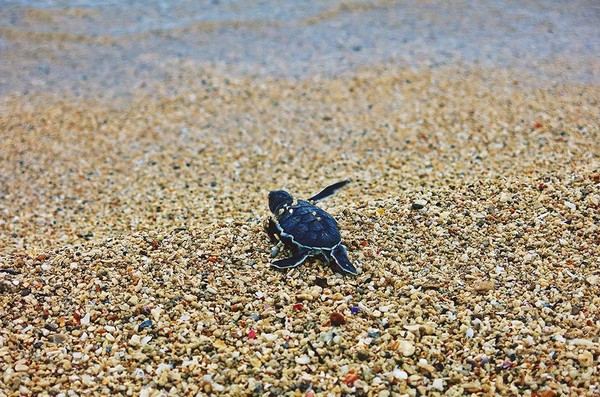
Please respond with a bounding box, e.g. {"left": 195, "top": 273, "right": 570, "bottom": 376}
{"left": 0, "top": 0, "right": 597, "bottom": 99}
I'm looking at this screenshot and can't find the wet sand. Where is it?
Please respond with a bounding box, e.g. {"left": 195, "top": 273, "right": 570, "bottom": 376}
{"left": 1, "top": 1, "right": 599, "bottom": 396}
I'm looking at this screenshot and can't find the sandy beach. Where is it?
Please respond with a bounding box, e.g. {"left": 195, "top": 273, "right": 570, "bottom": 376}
{"left": 1, "top": 1, "right": 599, "bottom": 396}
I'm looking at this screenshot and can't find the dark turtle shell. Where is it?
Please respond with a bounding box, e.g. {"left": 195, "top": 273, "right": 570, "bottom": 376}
{"left": 276, "top": 200, "right": 341, "bottom": 249}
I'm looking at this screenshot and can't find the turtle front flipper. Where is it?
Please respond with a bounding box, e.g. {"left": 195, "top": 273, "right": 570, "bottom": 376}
{"left": 308, "top": 180, "right": 350, "bottom": 203}
{"left": 331, "top": 244, "right": 357, "bottom": 275}
{"left": 271, "top": 249, "right": 309, "bottom": 270}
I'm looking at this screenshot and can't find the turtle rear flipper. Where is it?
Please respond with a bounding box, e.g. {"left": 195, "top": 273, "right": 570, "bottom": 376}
{"left": 271, "top": 250, "right": 309, "bottom": 270}
{"left": 308, "top": 180, "right": 350, "bottom": 203}
{"left": 331, "top": 244, "right": 357, "bottom": 275}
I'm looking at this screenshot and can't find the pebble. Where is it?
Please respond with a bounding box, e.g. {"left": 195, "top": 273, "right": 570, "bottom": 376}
{"left": 577, "top": 351, "right": 594, "bottom": 367}
{"left": 263, "top": 333, "right": 278, "bottom": 342}
{"left": 138, "top": 319, "right": 152, "bottom": 332}
{"left": 392, "top": 368, "right": 408, "bottom": 380}
{"left": 296, "top": 294, "right": 313, "bottom": 301}
{"left": 14, "top": 364, "right": 29, "bottom": 372}
{"left": 412, "top": 199, "right": 428, "bottom": 210}
{"left": 417, "top": 360, "right": 435, "bottom": 373}
{"left": 80, "top": 313, "right": 91, "bottom": 325}
{"left": 295, "top": 356, "right": 311, "bottom": 365}
{"left": 499, "top": 192, "right": 511, "bottom": 202}
{"left": 51, "top": 334, "right": 67, "bottom": 344}
{"left": 463, "top": 382, "right": 482, "bottom": 392}
{"left": 129, "top": 335, "right": 142, "bottom": 347}
{"left": 567, "top": 338, "right": 595, "bottom": 347}
{"left": 330, "top": 312, "right": 346, "bottom": 326}
{"left": 586, "top": 275, "right": 599, "bottom": 286}
{"left": 473, "top": 280, "right": 494, "bottom": 293}
{"left": 151, "top": 308, "right": 162, "bottom": 321}
{"left": 431, "top": 378, "right": 444, "bottom": 391}
{"left": 395, "top": 340, "right": 415, "bottom": 356}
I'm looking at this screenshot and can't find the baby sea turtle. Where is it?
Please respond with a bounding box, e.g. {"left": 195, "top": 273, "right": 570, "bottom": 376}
{"left": 265, "top": 180, "right": 357, "bottom": 275}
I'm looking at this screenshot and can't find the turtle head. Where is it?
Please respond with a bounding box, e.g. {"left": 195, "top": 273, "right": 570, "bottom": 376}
{"left": 268, "top": 190, "right": 293, "bottom": 214}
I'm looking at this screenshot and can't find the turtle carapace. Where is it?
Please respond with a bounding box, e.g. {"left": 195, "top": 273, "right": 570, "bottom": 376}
{"left": 265, "top": 180, "right": 357, "bottom": 275}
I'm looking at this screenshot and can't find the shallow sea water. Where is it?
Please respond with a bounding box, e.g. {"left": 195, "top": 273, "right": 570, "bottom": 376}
{"left": 1, "top": 0, "right": 598, "bottom": 99}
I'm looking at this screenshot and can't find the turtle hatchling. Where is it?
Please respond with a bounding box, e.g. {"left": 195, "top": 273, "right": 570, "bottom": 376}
{"left": 265, "top": 180, "right": 357, "bottom": 275}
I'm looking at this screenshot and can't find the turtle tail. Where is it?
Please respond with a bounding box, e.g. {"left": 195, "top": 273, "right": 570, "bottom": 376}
{"left": 331, "top": 244, "right": 357, "bottom": 275}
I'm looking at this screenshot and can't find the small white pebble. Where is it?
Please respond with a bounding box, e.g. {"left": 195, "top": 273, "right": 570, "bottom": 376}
{"left": 586, "top": 275, "right": 599, "bottom": 286}
{"left": 263, "top": 333, "right": 278, "bottom": 342}
{"left": 108, "top": 365, "right": 125, "bottom": 373}
{"left": 80, "top": 313, "right": 91, "bottom": 325}
{"left": 129, "top": 335, "right": 141, "bottom": 346}
{"left": 499, "top": 192, "right": 511, "bottom": 202}
{"left": 466, "top": 328, "right": 474, "bottom": 338}
{"left": 295, "top": 356, "right": 311, "bottom": 365}
{"left": 213, "top": 383, "right": 225, "bottom": 392}
{"left": 151, "top": 308, "right": 162, "bottom": 321}
{"left": 319, "top": 332, "right": 333, "bottom": 342}
{"left": 14, "top": 364, "right": 29, "bottom": 372}
{"left": 554, "top": 334, "right": 566, "bottom": 343}
{"left": 397, "top": 340, "right": 415, "bottom": 356}
{"left": 392, "top": 368, "right": 408, "bottom": 380}
{"left": 567, "top": 338, "right": 594, "bottom": 347}
{"left": 431, "top": 378, "right": 444, "bottom": 391}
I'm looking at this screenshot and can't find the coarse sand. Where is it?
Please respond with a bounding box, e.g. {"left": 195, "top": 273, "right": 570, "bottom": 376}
{"left": 0, "top": 65, "right": 598, "bottom": 396}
